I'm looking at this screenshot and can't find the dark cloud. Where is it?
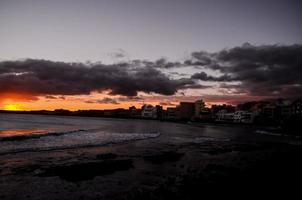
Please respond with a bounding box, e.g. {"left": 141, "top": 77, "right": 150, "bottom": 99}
{"left": 131, "top": 58, "right": 182, "bottom": 69}
{"left": 191, "top": 72, "right": 234, "bottom": 82}
{"left": 85, "top": 97, "right": 119, "bottom": 104}
{"left": 0, "top": 59, "right": 199, "bottom": 97}
{"left": 178, "top": 83, "right": 212, "bottom": 90}
{"left": 154, "top": 58, "right": 182, "bottom": 69}
{"left": 190, "top": 44, "right": 302, "bottom": 99}
{"left": 108, "top": 49, "right": 129, "bottom": 59}
{"left": 2, "top": 44, "right": 301, "bottom": 102}
{"left": 189, "top": 51, "right": 213, "bottom": 66}
{"left": 44, "top": 95, "right": 66, "bottom": 100}
{"left": 45, "top": 95, "right": 57, "bottom": 99}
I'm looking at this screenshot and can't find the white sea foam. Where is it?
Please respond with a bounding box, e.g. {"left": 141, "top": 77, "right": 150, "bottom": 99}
{"left": 193, "top": 137, "right": 230, "bottom": 143}
{"left": 255, "top": 130, "right": 282, "bottom": 136}
{"left": 0, "top": 130, "right": 161, "bottom": 155}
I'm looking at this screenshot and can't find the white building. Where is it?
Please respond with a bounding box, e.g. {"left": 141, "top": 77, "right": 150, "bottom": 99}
{"left": 215, "top": 110, "right": 234, "bottom": 122}
{"left": 141, "top": 104, "right": 157, "bottom": 119}
{"left": 234, "top": 111, "right": 255, "bottom": 123}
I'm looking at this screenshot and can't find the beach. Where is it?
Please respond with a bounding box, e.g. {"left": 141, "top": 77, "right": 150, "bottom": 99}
{"left": 1, "top": 113, "right": 302, "bottom": 199}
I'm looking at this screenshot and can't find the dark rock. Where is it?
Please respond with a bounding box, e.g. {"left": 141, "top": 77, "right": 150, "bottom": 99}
{"left": 96, "top": 153, "right": 118, "bottom": 160}
{"left": 143, "top": 151, "right": 184, "bottom": 164}
{"left": 38, "top": 159, "right": 133, "bottom": 182}
{"left": 13, "top": 164, "right": 42, "bottom": 174}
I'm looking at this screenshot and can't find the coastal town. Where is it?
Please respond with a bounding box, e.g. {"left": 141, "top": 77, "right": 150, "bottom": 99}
{"left": 2, "top": 99, "right": 302, "bottom": 133}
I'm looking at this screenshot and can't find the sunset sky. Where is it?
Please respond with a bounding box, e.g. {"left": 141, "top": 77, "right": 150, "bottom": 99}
{"left": 0, "top": 0, "right": 301, "bottom": 110}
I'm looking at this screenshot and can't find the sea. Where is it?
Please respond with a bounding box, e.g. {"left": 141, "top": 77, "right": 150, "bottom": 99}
{"left": 0, "top": 113, "right": 300, "bottom": 155}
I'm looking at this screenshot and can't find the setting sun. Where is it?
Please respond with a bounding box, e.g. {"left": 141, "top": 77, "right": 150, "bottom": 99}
{"left": 3, "top": 103, "right": 23, "bottom": 111}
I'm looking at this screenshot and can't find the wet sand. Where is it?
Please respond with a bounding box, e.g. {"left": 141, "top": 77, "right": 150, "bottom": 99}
{"left": 1, "top": 122, "right": 302, "bottom": 199}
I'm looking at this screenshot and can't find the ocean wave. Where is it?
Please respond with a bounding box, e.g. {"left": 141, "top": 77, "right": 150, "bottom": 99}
{"left": 254, "top": 130, "right": 302, "bottom": 138}
{"left": 0, "top": 129, "right": 87, "bottom": 141}
{"left": 0, "top": 131, "right": 161, "bottom": 155}
{"left": 193, "top": 137, "right": 230, "bottom": 143}
{"left": 255, "top": 130, "right": 282, "bottom": 136}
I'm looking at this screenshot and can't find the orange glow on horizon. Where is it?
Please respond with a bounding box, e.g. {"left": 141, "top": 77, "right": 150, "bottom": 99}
{"left": 0, "top": 92, "right": 233, "bottom": 111}
{"left": 0, "top": 93, "right": 145, "bottom": 111}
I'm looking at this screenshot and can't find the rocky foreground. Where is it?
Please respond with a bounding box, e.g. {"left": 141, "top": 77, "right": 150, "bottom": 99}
{"left": 1, "top": 125, "right": 302, "bottom": 199}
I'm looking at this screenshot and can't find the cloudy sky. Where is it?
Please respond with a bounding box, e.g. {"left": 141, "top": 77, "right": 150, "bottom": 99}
{"left": 0, "top": 0, "right": 301, "bottom": 110}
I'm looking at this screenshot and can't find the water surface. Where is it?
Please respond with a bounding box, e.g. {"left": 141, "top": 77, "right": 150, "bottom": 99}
{"left": 0, "top": 113, "right": 299, "bottom": 155}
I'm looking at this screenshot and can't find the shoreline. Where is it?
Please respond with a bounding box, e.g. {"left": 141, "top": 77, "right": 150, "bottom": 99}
{"left": 2, "top": 111, "right": 299, "bottom": 137}
{"left": 0, "top": 110, "right": 285, "bottom": 129}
